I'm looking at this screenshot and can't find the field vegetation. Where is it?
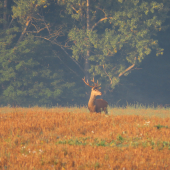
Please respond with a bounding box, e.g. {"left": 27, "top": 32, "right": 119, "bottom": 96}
{"left": 0, "top": 106, "right": 170, "bottom": 169}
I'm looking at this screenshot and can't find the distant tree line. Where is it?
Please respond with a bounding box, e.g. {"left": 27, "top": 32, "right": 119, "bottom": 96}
{"left": 0, "top": 0, "right": 170, "bottom": 106}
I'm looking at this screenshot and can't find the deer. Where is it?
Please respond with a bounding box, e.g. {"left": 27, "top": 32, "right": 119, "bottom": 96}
{"left": 82, "top": 77, "right": 108, "bottom": 114}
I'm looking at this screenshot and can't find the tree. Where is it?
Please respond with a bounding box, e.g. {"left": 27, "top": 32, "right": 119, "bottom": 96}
{"left": 59, "top": 0, "right": 170, "bottom": 92}
{"left": 0, "top": 0, "right": 77, "bottom": 106}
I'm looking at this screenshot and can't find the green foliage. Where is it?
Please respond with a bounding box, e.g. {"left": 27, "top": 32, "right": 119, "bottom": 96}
{"left": 65, "top": 0, "right": 169, "bottom": 89}
{"left": 12, "top": 0, "right": 49, "bottom": 20}
{"left": 0, "top": 0, "right": 87, "bottom": 106}
{"left": 0, "top": 0, "right": 170, "bottom": 106}
{"left": 154, "top": 124, "right": 169, "bottom": 129}
{"left": 0, "top": 12, "right": 76, "bottom": 106}
{"left": 117, "top": 135, "right": 124, "bottom": 142}
{"left": 55, "top": 136, "right": 170, "bottom": 150}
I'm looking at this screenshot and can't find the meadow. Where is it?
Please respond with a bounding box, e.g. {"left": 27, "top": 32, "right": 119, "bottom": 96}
{"left": 0, "top": 106, "right": 170, "bottom": 169}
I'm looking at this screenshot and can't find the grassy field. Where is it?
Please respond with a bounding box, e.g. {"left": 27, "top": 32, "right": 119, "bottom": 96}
{"left": 0, "top": 106, "right": 170, "bottom": 169}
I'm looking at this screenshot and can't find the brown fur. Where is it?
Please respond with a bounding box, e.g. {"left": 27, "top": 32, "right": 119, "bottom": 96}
{"left": 82, "top": 77, "right": 108, "bottom": 114}
{"left": 95, "top": 99, "right": 108, "bottom": 114}
{"left": 88, "top": 88, "right": 108, "bottom": 114}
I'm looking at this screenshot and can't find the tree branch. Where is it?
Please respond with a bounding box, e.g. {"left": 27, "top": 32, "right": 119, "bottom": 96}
{"left": 60, "top": 46, "right": 84, "bottom": 73}
{"left": 91, "top": 17, "right": 108, "bottom": 31}
{"left": 103, "top": 65, "right": 112, "bottom": 84}
{"left": 36, "top": 35, "right": 84, "bottom": 73}
{"left": 91, "top": 16, "right": 113, "bottom": 31}
{"left": 53, "top": 50, "right": 80, "bottom": 77}
{"left": 118, "top": 57, "right": 136, "bottom": 77}
{"left": 31, "top": 13, "right": 84, "bottom": 74}
{"left": 8, "top": 18, "right": 14, "bottom": 29}
{"left": 17, "top": 17, "right": 31, "bottom": 43}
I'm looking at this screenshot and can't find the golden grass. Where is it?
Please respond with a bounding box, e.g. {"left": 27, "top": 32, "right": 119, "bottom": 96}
{"left": 0, "top": 106, "right": 170, "bottom": 169}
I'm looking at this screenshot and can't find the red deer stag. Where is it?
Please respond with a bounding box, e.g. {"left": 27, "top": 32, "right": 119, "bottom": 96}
{"left": 82, "top": 77, "right": 108, "bottom": 114}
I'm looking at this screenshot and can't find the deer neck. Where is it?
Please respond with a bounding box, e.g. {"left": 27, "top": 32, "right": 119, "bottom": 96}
{"left": 88, "top": 93, "right": 96, "bottom": 107}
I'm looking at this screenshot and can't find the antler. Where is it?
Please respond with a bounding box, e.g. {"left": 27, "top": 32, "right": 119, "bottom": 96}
{"left": 90, "top": 77, "right": 101, "bottom": 88}
{"left": 82, "top": 77, "right": 94, "bottom": 87}
{"left": 82, "top": 77, "right": 101, "bottom": 88}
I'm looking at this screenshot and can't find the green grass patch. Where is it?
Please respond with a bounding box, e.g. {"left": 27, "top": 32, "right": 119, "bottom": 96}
{"left": 55, "top": 136, "right": 170, "bottom": 149}
{"left": 154, "top": 124, "right": 169, "bottom": 129}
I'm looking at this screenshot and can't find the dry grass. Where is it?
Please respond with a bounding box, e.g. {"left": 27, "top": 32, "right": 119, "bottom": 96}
{"left": 0, "top": 106, "right": 170, "bottom": 169}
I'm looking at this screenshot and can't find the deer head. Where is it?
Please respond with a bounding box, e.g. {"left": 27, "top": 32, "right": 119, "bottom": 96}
{"left": 82, "top": 77, "right": 108, "bottom": 114}
{"left": 82, "top": 77, "right": 101, "bottom": 96}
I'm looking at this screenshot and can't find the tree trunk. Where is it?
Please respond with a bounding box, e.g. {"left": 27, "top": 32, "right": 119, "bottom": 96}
{"left": 3, "top": 0, "right": 7, "bottom": 29}
{"left": 85, "top": 0, "right": 90, "bottom": 80}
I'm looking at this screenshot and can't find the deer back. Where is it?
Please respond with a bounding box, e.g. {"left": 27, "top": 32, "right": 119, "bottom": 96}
{"left": 96, "top": 99, "right": 108, "bottom": 108}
